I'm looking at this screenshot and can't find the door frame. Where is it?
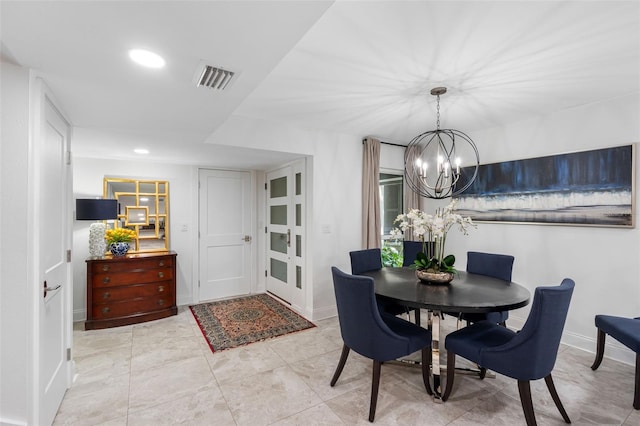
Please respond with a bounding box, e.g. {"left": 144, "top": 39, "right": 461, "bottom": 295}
{"left": 264, "top": 158, "right": 307, "bottom": 314}
{"left": 27, "top": 76, "right": 74, "bottom": 424}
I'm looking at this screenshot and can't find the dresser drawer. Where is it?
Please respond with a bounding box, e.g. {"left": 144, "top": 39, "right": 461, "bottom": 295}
{"left": 92, "top": 296, "right": 171, "bottom": 319}
{"left": 92, "top": 268, "right": 173, "bottom": 288}
{"left": 92, "top": 282, "right": 173, "bottom": 304}
{"left": 91, "top": 257, "right": 173, "bottom": 274}
{"left": 86, "top": 252, "right": 177, "bottom": 330}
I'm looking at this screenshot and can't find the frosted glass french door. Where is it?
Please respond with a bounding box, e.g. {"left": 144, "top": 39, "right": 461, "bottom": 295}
{"left": 266, "top": 162, "right": 305, "bottom": 303}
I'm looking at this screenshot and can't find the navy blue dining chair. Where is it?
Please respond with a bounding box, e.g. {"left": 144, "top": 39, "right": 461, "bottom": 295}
{"left": 401, "top": 240, "right": 424, "bottom": 267}
{"left": 591, "top": 315, "right": 640, "bottom": 409}
{"left": 442, "top": 278, "right": 575, "bottom": 426}
{"left": 402, "top": 240, "right": 436, "bottom": 267}
{"left": 350, "top": 248, "right": 420, "bottom": 324}
{"left": 460, "top": 251, "right": 515, "bottom": 326}
{"left": 330, "top": 267, "right": 432, "bottom": 422}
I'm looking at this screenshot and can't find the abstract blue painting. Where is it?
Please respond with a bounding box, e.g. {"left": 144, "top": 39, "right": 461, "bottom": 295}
{"left": 455, "top": 145, "right": 635, "bottom": 227}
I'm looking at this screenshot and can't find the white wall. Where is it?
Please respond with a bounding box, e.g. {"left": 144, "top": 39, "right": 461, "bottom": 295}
{"left": 445, "top": 93, "right": 640, "bottom": 364}
{"left": 209, "top": 116, "right": 364, "bottom": 319}
{"left": 0, "top": 60, "right": 32, "bottom": 425}
{"left": 72, "top": 158, "right": 197, "bottom": 319}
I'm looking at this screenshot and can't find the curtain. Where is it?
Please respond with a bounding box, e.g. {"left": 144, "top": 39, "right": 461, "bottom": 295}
{"left": 362, "top": 137, "right": 381, "bottom": 248}
{"left": 403, "top": 144, "right": 420, "bottom": 241}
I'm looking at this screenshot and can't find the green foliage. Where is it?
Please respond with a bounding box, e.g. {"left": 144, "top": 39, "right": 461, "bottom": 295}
{"left": 414, "top": 252, "right": 456, "bottom": 273}
{"left": 381, "top": 245, "right": 402, "bottom": 267}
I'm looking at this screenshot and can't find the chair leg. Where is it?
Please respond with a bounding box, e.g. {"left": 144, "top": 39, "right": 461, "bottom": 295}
{"left": 634, "top": 353, "right": 640, "bottom": 409}
{"left": 499, "top": 321, "right": 507, "bottom": 327}
{"left": 415, "top": 308, "right": 421, "bottom": 326}
{"left": 441, "top": 350, "right": 456, "bottom": 401}
{"left": 421, "top": 347, "right": 433, "bottom": 395}
{"left": 479, "top": 367, "right": 487, "bottom": 379}
{"left": 544, "top": 374, "right": 571, "bottom": 423}
{"left": 330, "top": 344, "right": 350, "bottom": 387}
{"left": 591, "top": 329, "right": 606, "bottom": 370}
{"left": 517, "top": 380, "right": 537, "bottom": 426}
{"left": 369, "top": 360, "right": 382, "bottom": 422}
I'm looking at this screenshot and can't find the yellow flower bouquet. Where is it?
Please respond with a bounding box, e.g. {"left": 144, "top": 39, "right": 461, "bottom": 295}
{"left": 105, "top": 228, "right": 137, "bottom": 244}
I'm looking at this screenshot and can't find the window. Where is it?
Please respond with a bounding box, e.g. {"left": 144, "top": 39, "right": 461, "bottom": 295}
{"left": 380, "top": 172, "right": 403, "bottom": 236}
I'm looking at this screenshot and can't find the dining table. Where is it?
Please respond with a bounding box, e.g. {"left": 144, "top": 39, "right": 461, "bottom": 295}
{"left": 361, "top": 267, "right": 531, "bottom": 400}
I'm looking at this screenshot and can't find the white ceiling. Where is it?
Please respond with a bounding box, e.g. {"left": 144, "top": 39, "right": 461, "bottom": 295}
{"left": 2, "top": 1, "right": 639, "bottom": 168}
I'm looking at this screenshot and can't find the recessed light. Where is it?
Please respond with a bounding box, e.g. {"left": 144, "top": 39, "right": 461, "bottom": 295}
{"left": 134, "top": 148, "right": 149, "bottom": 154}
{"left": 128, "top": 49, "right": 165, "bottom": 68}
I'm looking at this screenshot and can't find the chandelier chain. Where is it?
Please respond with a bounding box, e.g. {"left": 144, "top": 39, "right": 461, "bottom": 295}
{"left": 436, "top": 95, "right": 441, "bottom": 130}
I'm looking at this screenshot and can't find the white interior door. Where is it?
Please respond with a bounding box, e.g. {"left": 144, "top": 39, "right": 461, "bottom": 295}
{"left": 198, "top": 169, "right": 252, "bottom": 301}
{"left": 266, "top": 161, "right": 305, "bottom": 304}
{"left": 38, "top": 94, "right": 71, "bottom": 424}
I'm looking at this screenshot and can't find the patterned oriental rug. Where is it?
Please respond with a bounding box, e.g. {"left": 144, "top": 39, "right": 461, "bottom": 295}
{"left": 190, "top": 293, "right": 315, "bottom": 353}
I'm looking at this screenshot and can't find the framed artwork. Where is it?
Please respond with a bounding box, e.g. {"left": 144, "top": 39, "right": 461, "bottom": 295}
{"left": 455, "top": 144, "right": 635, "bottom": 227}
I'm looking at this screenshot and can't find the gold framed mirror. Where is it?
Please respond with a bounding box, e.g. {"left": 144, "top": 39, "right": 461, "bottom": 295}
{"left": 104, "top": 177, "right": 170, "bottom": 253}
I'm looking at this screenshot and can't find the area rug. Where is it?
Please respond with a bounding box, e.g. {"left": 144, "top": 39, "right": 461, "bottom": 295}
{"left": 190, "top": 293, "right": 315, "bottom": 353}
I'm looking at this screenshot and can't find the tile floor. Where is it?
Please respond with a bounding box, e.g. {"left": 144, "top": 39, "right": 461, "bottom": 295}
{"left": 55, "top": 304, "right": 640, "bottom": 425}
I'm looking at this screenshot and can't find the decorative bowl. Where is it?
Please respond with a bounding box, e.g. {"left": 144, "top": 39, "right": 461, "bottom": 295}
{"left": 416, "top": 269, "right": 454, "bottom": 285}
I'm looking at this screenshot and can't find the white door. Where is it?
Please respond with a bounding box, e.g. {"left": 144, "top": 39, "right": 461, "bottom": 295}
{"left": 37, "top": 93, "right": 71, "bottom": 424}
{"left": 198, "top": 169, "right": 252, "bottom": 301}
{"left": 266, "top": 161, "right": 305, "bottom": 304}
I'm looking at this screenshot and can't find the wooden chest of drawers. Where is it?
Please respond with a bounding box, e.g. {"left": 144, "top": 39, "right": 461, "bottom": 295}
{"left": 85, "top": 251, "right": 177, "bottom": 330}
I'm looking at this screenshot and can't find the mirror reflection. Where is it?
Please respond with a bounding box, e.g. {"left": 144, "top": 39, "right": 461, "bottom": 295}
{"left": 104, "top": 177, "right": 170, "bottom": 253}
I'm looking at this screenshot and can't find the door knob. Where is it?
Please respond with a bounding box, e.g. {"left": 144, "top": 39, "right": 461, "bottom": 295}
{"left": 242, "top": 235, "right": 252, "bottom": 242}
{"left": 43, "top": 280, "right": 62, "bottom": 298}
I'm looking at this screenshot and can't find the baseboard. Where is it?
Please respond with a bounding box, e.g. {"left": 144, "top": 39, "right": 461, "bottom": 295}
{"left": 73, "top": 308, "right": 86, "bottom": 322}
{"left": 0, "top": 417, "right": 28, "bottom": 426}
{"left": 311, "top": 304, "right": 337, "bottom": 322}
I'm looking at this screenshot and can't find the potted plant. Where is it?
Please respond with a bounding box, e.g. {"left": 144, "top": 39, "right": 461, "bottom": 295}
{"left": 105, "top": 227, "right": 137, "bottom": 256}
{"left": 391, "top": 200, "right": 475, "bottom": 283}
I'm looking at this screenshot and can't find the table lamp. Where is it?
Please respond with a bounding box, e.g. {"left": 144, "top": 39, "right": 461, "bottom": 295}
{"left": 76, "top": 199, "right": 118, "bottom": 258}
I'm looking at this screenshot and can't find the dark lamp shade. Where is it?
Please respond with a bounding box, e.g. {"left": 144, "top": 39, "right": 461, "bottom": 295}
{"left": 76, "top": 199, "right": 118, "bottom": 220}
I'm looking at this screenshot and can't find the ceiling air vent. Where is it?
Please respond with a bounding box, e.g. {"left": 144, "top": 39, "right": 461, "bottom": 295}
{"left": 196, "top": 65, "right": 235, "bottom": 90}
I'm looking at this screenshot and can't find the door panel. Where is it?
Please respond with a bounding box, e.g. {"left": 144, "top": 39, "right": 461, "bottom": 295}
{"left": 198, "top": 169, "right": 252, "bottom": 301}
{"left": 266, "top": 167, "right": 291, "bottom": 301}
{"left": 39, "top": 96, "right": 70, "bottom": 424}
{"left": 266, "top": 161, "right": 306, "bottom": 303}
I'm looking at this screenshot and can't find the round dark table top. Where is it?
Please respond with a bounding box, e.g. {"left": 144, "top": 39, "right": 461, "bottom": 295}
{"left": 362, "top": 267, "right": 530, "bottom": 314}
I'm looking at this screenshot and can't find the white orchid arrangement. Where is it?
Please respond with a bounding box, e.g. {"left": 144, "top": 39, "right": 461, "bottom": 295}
{"left": 391, "top": 200, "right": 475, "bottom": 273}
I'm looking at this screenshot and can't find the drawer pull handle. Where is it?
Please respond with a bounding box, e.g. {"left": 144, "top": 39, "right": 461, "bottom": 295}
{"left": 102, "top": 265, "right": 110, "bottom": 272}
{"left": 159, "top": 261, "right": 165, "bottom": 266}
{"left": 102, "top": 277, "right": 110, "bottom": 284}
{"left": 158, "top": 285, "right": 165, "bottom": 292}
{"left": 102, "top": 307, "right": 110, "bottom": 314}
{"left": 157, "top": 299, "right": 165, "bottom": 306}
{"left": 103, "top": 292, "right": 110, "bottom": 299}
{"left": 158, "top": 272, "right": 164, "bottom": 278}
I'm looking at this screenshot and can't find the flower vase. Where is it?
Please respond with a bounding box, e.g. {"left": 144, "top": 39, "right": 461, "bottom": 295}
{"left": 109, "top": 242, "right": 130, "bottom": 257}
{"left": 88, "top": 222, "right": 107, "bottom": 258}
{"left": 416, "top": 269, "right": 454, "bottom": 285}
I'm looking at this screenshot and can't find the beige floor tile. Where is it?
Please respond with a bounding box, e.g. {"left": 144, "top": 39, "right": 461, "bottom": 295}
{"left": 219, "top": 365, "right": 323, "bottom": 425}
{"left": 130, "top": 334, "right": 204, "bottom": 374}
{"left": 60, "top": 310, "right": 639, "bottom": 426}
{"left": 128, "top": 355, "right": 215, "bottom": 413}
{"left": 127, "top": 382, "right": 235, "bottom": 425}
{"left": 270, "top": 403, "right": 346, "bottom": 425}
{"left": 268, "top": 326, "right": 342, "bottom": 364}
{"left": 205, "top": 339, "right": 288, "bottom": 384}
{"left": 289, "top": 347, "right": 372, "bottom": 401}
{"left": 73, "top": 345, "right": 132, "bottom": 386}
{"left": 53, "top": 373, "right": 130, "bottom": 425}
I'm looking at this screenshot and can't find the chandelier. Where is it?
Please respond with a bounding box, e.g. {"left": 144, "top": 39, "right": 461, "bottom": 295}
{"left": 404, "top": 87, "right": 479, "bottom": 199}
